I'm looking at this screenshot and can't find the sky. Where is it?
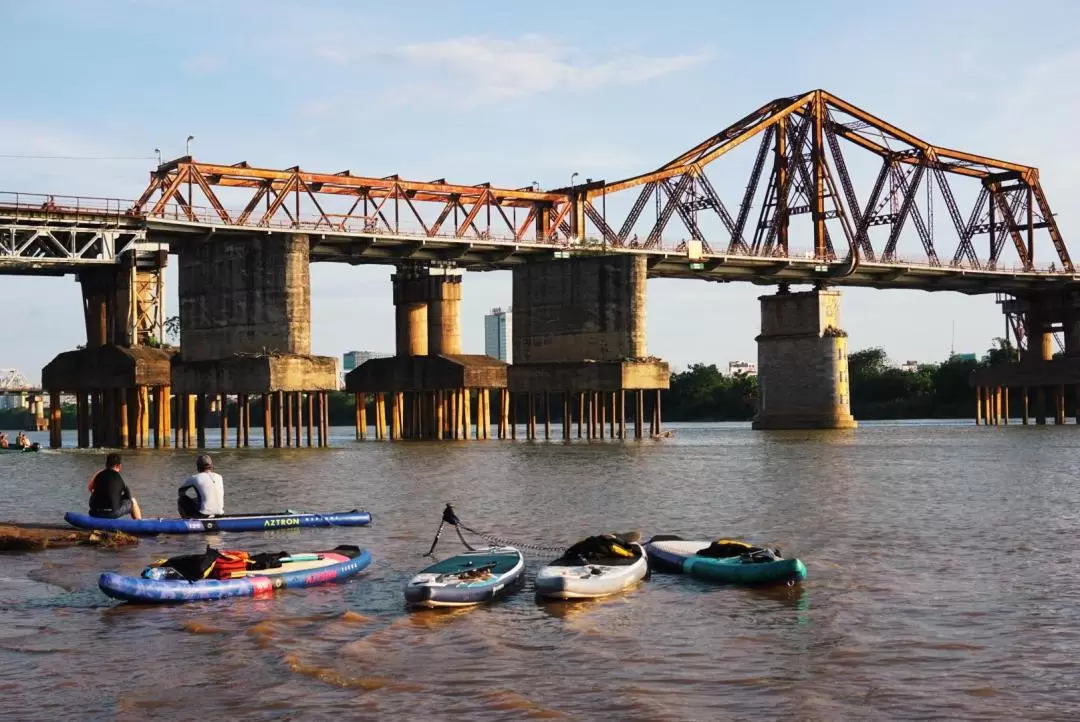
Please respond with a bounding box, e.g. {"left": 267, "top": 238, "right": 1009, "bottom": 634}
{"left": 3, "top": 0, "right": 1080, "bottom": 382}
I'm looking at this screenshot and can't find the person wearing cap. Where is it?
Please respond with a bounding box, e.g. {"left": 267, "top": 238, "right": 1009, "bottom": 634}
{"left": 176, "top": 454, "right": 225, "bottom": 518}
{"left": 87, "top": 452, "right": 143, "bottom": 519}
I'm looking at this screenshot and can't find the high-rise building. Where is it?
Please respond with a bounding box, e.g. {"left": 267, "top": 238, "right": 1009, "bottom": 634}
{"left": 343, "top": 350, "right": 391, "bottom": 372}
{"left": 343, "top": 351, "right": 362, "bottom": 372}
{"left": 484, "top": 307, "right": 512, "bottom": 363}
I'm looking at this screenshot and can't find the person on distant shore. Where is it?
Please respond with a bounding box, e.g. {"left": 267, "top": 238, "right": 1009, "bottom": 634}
{"left": 177, "top": 454, "right": 225, "bottom": 518}
{"left": 0, "top": 433, "right": 8, "bottom": 449}
{"left": 87, "top": 452, "right": 142, "bottom": 519}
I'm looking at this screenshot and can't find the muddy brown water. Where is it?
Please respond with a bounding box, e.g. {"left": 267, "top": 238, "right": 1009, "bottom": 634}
{"left": 1, "top": 421, "right": 1078, "bottom": 720}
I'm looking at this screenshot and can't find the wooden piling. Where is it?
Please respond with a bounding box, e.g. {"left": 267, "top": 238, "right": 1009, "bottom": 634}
{"left": 162, "top": 387, "right": 172, "bottom": 447}
{"left": 655, "top": 389, "right": 663, "bottom": 435}
{"left": 195, "top": 393, "right": 206, "bottom": 448}
{"left": 360, "top": 394, "right": 369, "bottom": 440}
{"left": 185, "top": 394, "right": 196, "bottom": 448}
{"left": 619, "top": 390, "right": 626, "bottom": 440}
{"left": 49, "top": 392, "right": 62, "bottom": 449}
{"left": 461, "top": 389, "right": 471, "bottom": 439}
{"left": 273, "top": 391, "right": 284, "bottom": 447}
{"left": 261, "top": 393, "right": 271, "bottom": 448}
{"left": 284, "top": 392, "right": 293, "bottom": 447}
{"left": 635, "top": 390, "right": 644, "bottom": 439}
{"left": 117, "top": 389, "right": 129, "bottom": 449}
{"left": 375, "top": 393, "right": 382, "bottom": 441}
{"left": 321, "top": 391, "right": 330, "bottom": 446}
{"left": 220, "top": 394, "right": 228, "bottom": 448}
{"left": 509, "top": 392, "right": 516, "bottom": 440}
{"left": 236, "top": 394, "right": 244, "bottom": 448}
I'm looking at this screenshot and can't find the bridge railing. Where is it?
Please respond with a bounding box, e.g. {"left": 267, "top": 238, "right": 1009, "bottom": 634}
{"left": 3, "top": 194, "right": 1070, "bottom": 276}
{"left": 0, "top": 191, "right": 139, "bottom": 222}
{"left": 146, "top": 200, "right": 1070, "bottom": 275}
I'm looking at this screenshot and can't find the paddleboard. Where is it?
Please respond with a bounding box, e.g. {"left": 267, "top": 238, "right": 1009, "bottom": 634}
{"left": 98, "top": 545, "right": 372, "bottom": 603}
{"left": 645, "top": 537, "right": 806, "bottom": 585}
{"left": 404, "top": 547, "right": 524, "bottom": 608}
{"left": 64, "top": 509, "right": 372, "bottom": 535}
{"left": 534, "top": 540, "right": 648, "bottom": 600}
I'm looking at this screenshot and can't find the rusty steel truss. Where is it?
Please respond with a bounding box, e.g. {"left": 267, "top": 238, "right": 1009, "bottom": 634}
{"left": 130, "top": 89, "right": 1072, "bottom": 275}
{"left": 589, "top": 90, "right": 1071, "bottom": 272}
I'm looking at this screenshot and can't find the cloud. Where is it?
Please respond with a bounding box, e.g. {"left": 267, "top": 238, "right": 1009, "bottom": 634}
{"left": 320, "top": 34, "right": 710, "bottom": 108}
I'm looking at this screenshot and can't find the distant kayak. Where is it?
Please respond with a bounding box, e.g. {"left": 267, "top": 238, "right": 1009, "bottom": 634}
{"left": 534, "top": 534, "right": 649, "bottom": 600}
{"left": 64, "top": 509, "right": 372, "bottom": 535}
{"left": 645, "top": 537, "right": 807, "bottom": 585}
{"left": 404, "top": 547, "right": 524, "bottom": 608}
{"left": 99, "top": 544, "right": 371, "bottom": 603}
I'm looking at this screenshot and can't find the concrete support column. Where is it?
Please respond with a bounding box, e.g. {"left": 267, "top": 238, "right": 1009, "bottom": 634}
{"left": 426, "top": 269, "right": 463, "bottom": 355}
{"left": 392, "top": 266, "right": 430, "bottom": 357}
{"left": 752, "top": 288, "right": 857, "bottom": 430}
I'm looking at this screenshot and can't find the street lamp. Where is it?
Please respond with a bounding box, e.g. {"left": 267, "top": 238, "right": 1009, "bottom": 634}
{"left": 570, "top": 172, "right": 579, "bottom": 189}
{"left": 186, "top": 135, "right": 195, "bottom": 156}
{"left": 154, "top": 148, "right": 161, "bottom": 166}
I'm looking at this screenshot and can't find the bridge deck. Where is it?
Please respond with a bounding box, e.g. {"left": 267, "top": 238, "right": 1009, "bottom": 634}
{"left": 3, "top": 203, "right": 1078, "bottom": 294}
{"left": 148, "top": 218, "right": 1080, "bottom": 295}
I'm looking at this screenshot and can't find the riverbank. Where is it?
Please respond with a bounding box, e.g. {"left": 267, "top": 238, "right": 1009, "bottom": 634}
{"left": 0, "top": 523, "right": 138, "bottom": 551}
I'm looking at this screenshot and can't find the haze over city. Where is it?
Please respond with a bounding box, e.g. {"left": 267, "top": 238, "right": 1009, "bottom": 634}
{"left": 2, "top": 0, "right": 1078, "bottom": 381}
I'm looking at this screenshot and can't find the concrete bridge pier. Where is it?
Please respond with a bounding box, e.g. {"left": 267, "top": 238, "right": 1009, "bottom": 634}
{"left": 752, "top": 286, "right": 857, "bottom": 430}
{"left": 970, "top": 292, "right": 1080, "bottom": 427}
{"left": 171, "top": 232, "right": 336, "bottom": 448}
{"left": 507, "top": 255, "right": 670, "bottom": 440}
{"left": 42, "top": 259, "right": 173, "bottom": 449}
{"left": 347, "top": 263, "right": 508, "bottom": 440}
{"left": 24, "top": 394, "right": 47, "bottom": 431}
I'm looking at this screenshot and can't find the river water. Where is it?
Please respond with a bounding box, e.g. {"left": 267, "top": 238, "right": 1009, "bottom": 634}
{"left": 1, "top": 421, "right": 1078, "bottom": 721}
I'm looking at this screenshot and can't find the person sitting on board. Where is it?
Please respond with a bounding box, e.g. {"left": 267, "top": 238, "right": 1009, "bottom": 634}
{"left": 0, "top": 433, "right": 8, "bottom": 448}
{"left": 177, "top": 454, "right": 225, "bottom": 519}
{"left": 87, "top": 452, "right": 143, "bottom": 519}
{"left": 15, "top": 432, "right": 28, "bottom": 449}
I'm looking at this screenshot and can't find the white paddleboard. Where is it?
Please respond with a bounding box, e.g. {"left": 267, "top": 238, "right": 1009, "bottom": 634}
{"left": 534, "top": 541, "right": 648, "bottom": 600}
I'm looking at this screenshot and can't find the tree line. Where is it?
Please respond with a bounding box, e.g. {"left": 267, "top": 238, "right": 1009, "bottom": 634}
{"left": 662, "top": 338, "right": 1028, "bottom": 421}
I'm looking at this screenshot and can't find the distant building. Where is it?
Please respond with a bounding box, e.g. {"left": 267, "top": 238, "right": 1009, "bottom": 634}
{"left": 484, "top": 307, "right": 512, "bottom": 363}
{"left": 727, "top": 360, "right": 756, "bottom": 376}
{"left": 951, "top": 353, "right": 977, "bottom": 362}
{"left": 0, "top": 393, "right": 26, "bottom": 410}
{"left": 899, "top": 360, "right": 920, "bottom": 373}
{"left": 343, "top": 350, "right": 390, "bottom": 372}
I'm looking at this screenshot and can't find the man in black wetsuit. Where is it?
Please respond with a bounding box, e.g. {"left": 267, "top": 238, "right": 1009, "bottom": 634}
{"left": 87, "top": 452, "right": 142, "bottom": 519}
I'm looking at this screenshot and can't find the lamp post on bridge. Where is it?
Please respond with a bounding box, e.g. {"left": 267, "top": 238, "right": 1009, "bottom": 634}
{"left": 186, "top": 135, "right": 195, "bottom": 156}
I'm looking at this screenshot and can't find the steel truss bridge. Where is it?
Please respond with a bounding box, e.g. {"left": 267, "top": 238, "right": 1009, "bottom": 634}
{"left": 1, "top": 89, "right": 1077, "bottom": 297}
{"left": 0, "top": 369, "right": 41, "bottom": 395}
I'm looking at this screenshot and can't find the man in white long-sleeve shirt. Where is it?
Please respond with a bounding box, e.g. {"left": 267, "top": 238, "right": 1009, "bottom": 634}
{"left": 177, "top": 454, "right": 225, "bottom": 518}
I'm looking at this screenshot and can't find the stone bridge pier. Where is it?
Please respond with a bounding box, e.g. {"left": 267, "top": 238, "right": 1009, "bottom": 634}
{"left": 508, "top": 255, "right": 670, "bottom": 440}
{"left": 42, "top": 256, "right": 174, "bottom": 449}
{"left": 171, "top": 232, "right": 337, "bottom": 448}
{"left": 752, "top": 285, "right": 857, "bottom": 430}
{"left": 345, "top": 263, "right": 508, "bottom": 440}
